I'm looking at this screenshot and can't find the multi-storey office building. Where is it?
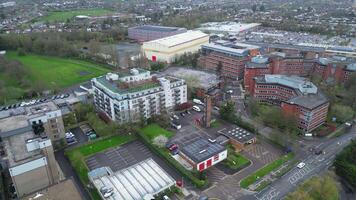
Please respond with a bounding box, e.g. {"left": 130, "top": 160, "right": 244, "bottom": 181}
{"left": 251, "top": 75, "right": 329, "bottom": 132}
{"left": 244, "top": 54, "right": 356, "bottom": 93}
{"left": 0, "top": 102, "right": 64, "bottom": 197}
{"left": 128, "top": 25, "right": 187, "bottom": 42}
{"left": 0, "top": 101, "right": 66, "bottom": 143}
{"left": 92, "top": 68, "right": 187, "bottom": 123}
{"left": 198, "top": 41, "right": 260, "bottom": 80}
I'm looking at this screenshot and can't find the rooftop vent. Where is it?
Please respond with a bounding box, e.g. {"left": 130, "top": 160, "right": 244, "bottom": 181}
{"left": 199, "top": 149, "right": 207, "bottom": 154}
{"left": 106, "top": 73, "right": 119, "bottom": 81}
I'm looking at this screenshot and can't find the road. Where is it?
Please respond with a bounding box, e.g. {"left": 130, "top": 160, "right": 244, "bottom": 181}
{"left": 246, "top": 126, "right": 356, "bottom": 200}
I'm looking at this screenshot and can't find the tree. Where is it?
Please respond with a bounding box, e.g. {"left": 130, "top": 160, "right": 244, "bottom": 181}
{"left": 88, "top": 39, "right": 101, "bottom": 56}
{"left": 259, "top": 5, "right": 265, "bottom": 12}
{"left": 252, "top": 4, "right": 257, "bottom": 12}
{"left": 152, "top": 135, "right": 168, "bottom": 148}
{"left": 334, "top": 140, "right": 356, "bottom": 188}
{"left": 329, "top": 104, "right": 354, "bottom": 123}
{"left": 286, "top": 173, "right": 339, "bottom": 200}
{"left": 219, "top": 101, "right": 236, "bottom": 122}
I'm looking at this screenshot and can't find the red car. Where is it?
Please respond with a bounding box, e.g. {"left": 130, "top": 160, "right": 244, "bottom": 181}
{"left": 168, "top": 144, "right": 178, "bottom": 151}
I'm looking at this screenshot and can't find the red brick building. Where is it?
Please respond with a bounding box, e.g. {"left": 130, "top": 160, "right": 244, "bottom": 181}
{"left": 198, "top": 41, "right": 260, "bottom": 80}
{"left": 244, "top": 54, "right": 356, "bottom": 93}
{"left": 251, "top": 75, "right": 329, "bottom": 132}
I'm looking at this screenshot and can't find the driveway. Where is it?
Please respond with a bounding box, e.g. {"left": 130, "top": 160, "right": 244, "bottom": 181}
{"left": 55, "top": 150, "right": 91, "bottom": 200}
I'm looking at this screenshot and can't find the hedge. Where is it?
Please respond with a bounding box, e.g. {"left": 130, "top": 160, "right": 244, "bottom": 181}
{"left": 137, "top": 131, "right": 208, "bottom": 188}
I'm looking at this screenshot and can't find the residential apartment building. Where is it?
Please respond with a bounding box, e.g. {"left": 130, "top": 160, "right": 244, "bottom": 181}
{"left": 91, "top": 68, "right": 187, "bottom": 123}
{"left": 128, "top": 25, "right": 187, "bottom": 42}
{"left": 198, "top": 41, "right": 259, "bottom": 80}
{"left": 314, "top": 57, "right": 356, "bottom": 83}
{"left": 0, "top": 102, "right": 64, "bottom": 197}
{"left": 251, "top": 75, "right": 329, "bottom": 132}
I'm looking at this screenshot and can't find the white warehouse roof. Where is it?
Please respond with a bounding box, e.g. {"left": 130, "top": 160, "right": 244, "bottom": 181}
{"left": 88, "top": 158, "right": 175, "bottom": 200}
{"left": 143, "top": 30, "right": 208, "bottom": 48}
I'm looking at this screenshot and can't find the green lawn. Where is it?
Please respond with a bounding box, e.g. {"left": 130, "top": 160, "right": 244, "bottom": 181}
{"left": 224, "top": 149, "right": 250, "bottom": 170}
{"left": 65, "top": 134, "right": 136, "bottom": 199}
{"left": 38, "top": 8, "right": 113, "bottom": 23}
{"left": 141, "top": 123, "right": 174, "bottom": 141}
{"left": 240, "top": 152, "right": 295, "bottom": 188}
{"left": 6, "top": 51, "right": 110, "bottom": 88}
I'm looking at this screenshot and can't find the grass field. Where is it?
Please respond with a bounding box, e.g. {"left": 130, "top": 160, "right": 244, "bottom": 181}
{"left": 66, "top": 134, "right": 136, "bottom": 200}
{"left": 2, "top": 52, "right": 110, "bottom": 103}
{"left": 240, "top": 152, "right": 295, "bottom": 188}
{"left": 38, "top": 8, "right": 113, "bottom": 22}
{"left": 223, "top": 145, "right": 250, "bottom": 170}
{"left": 141, "top": 123, "right": 174, "bottom": 141}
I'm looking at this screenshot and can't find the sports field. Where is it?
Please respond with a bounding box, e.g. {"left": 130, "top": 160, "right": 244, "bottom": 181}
{"left": 2, "top": 52, "right": 110, "bottom": 102}
{"left": 39, "top": 8, "right": 112, "bottom": 22}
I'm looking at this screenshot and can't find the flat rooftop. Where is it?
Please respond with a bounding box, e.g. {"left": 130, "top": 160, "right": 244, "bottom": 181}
{"left": 287, "top": 92, "right": 329, "bottom": 110}
{"left": 89, "top": 158, "right": 175, "bottom": 200}
{"left": 144, "top": 30, "right": 208, "bottom": 48}
{"left": 3, "top": 131, "right": 43, "bottom": 166}
{"left": 159, "top": 67, "right": 220, "bottom": 90}
{"left": 220, "top": 126, "right": 256, "bottom": 144}
{"left": 255, "top": 75, "right": 318, "bottom": 95}
{"left": 181, "top": 138, "right": 226, "bottom": 163}
{"left": 198, "top": 22, "right": 260, "bottom": 34}
{"left": 95, "top": 76, "right": 162, "bottom": 94}
{"left": 21, "top": 179, "right": 83, "bottom": 200}
{"left": 202, "top": 43, "right": 249, "bottom": 57}
{"left": 129, "top": 25, "right": 185, "bottom": 32}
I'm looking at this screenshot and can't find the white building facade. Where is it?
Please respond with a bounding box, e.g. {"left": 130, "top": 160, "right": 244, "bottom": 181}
{"left": 142, "top": 31, "right": 209, "bottom": 63}
{"left": 91, "top": 68, "right": 187, "bottom": 123}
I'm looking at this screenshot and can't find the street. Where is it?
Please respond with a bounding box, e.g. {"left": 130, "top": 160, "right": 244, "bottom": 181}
{"left": 247, "top": 126, "right": 356, "bottom": 200}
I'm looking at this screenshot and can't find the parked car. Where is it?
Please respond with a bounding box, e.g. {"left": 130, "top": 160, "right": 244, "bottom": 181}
{"left": 163, "top": 195, "right": 171, "bottom": 200}
{"left": 297, "top": 162, "right": 305, "bottom": 169}
{"left": 168, "top": 144, "right": 178, "bottom": 151}
{"left": 103, "top": 191, "right": 114, "bottom": 198}
{"left": 173, "top": 115, "right": 179, "bottom": 120}
{"left": 193, "top": 98, "right": 204, "bottom": 105}
{"left": 171, "top": 148, "right": 179, "bottom": 155}
{"left": 89, "top": 133, "right": 97, "bottom": 140}
{"left": 65, "top": 132, "right": 75, "bottom": 139}
{"left": 186, "top": 110, "right": 191, "bottom": 114}
{"left": 192, "top": 105, "right": 201, "bottom": 112}
{"left": 171, "top": 122, "right": 181, "bottom": 130}
{"left": 226, "top": 90, "right": 233, "bottom": 94}
{"left": 66, "top": 137, "right": 76, "bottom": 143}
{"left": 180, "top": 112, "right": 185, "bottom": 117}
{"left": 100, "top": 186, "right": 113, "bottom": 194}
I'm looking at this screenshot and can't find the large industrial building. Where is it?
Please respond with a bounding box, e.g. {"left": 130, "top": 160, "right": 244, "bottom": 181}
{"left": 251, "top": 75, "right": 329, "bottom": 132}
{"left": 180, "top": 138, "right": 227, "bottom": 171}
{"left": 88, "top": 158, "right": 176, "bottom": 200}
{"left": 197, "top": 22, "right": 260, "bottom": 35}
{"left": 0, "top": 102, "right": 65, "bottom": 197}
{"left": 128, "top": 25, "right": 187, "bottom": 42}
{"left": 91, "top": 68, "right": 187, "bottom": 123}
{"left": 142, "top": 31, "right": 209, "bottom": 63}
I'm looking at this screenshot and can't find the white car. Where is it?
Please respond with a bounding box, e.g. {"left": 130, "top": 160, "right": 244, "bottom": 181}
{"left": 297, "top": 162, "right": 305, "bottom": 169}
{"left": 103, "top": 191, "right": 113, "bottom": 198}
{"left": 192, "top": 105, "right": 201, "bottom": 112}
{"left": 226, "top": 90, "right": 233, "bottom": 94}
{"left": 173, "top": 115, "right": 179, "bottom": 120}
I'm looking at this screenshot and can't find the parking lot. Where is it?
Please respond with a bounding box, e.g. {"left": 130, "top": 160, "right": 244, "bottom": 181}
{"left": 85, "top": 140, "right": 182, "bottom": 180}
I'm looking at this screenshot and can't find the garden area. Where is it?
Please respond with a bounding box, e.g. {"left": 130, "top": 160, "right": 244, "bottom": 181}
{"left": 65, "top": 134, "right": 136, "bottom": 199}
{"left": 240, "top": 152, "right": 295, "bottom": 189}
{"left": 219, "top": 145, "right": 250, "bottom": 174}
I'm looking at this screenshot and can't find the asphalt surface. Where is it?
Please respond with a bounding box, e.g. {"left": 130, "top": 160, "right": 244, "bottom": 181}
{"left": 244, "top": 126, "right": 356, "bottom": 200}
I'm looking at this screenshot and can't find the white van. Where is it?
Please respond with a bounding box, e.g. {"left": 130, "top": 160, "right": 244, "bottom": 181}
{"left": 192, "top": 105, "right": 201, "bottom": 112}
{"left": 193, "top": 99, "right": 204, "bottom": 105}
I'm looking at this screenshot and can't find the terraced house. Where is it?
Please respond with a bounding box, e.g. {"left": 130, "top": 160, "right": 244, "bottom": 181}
{"left": 92, "top": 68, "right": 187, "bottom": 123}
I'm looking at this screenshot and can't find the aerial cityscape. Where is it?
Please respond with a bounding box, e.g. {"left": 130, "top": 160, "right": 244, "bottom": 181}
{"left": 0, "top": 0, "right": 355, "bottom": 200}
